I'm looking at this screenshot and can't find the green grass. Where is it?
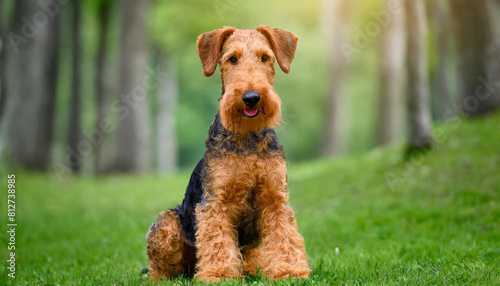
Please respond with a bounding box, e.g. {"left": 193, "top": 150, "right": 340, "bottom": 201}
{"left": 1, "top": 113, "right": 500, "bottom": 285}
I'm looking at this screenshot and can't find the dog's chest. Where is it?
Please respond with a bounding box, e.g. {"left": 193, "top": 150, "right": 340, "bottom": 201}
{"left": 204, "top": 153, "right": 282, "bottom": 191}
{"left": 202, "top": 153, "right": 283, "bottom": 249}
{"left": 236, "top": 191, "right": 260, "bottom": 250}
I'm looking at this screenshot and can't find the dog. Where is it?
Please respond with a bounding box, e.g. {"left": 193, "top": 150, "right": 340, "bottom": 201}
{"left": 146, "top": 25, "right": 310, "bottom": 282}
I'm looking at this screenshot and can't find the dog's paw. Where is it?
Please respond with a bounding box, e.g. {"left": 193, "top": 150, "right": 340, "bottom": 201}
{"left": 195, "top": 275, "right": 223, "bottom": 283}
{"left": 195, "top": 270, "right": 242, "bottom": 283}
{"left": 267, "top": 263, "right": 311, "bottom": 280}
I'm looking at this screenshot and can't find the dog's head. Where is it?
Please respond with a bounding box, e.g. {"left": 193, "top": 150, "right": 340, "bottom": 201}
{"left": 197, "top": 25, "right": 298, "bottom": 134}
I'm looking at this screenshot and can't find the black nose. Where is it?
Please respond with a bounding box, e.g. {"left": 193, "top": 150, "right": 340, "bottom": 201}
{"left": 242, "top": 91, "right": 260, "bottom": 108}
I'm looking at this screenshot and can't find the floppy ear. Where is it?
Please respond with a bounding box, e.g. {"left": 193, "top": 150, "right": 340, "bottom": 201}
{"left": 256, "top": 25, "right": 298, "bottom": 74}
{"left": 197, "top": 26, "right": 235, "bottom": 77}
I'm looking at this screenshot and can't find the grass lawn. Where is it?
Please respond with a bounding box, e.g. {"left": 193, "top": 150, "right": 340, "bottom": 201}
{"left": 1, "top": 113, "right": 499, "bottom": 285}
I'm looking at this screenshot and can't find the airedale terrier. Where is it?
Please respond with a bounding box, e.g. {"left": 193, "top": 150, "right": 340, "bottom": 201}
{"left": 146, "top": 25, "right": 310, "bottom": 282}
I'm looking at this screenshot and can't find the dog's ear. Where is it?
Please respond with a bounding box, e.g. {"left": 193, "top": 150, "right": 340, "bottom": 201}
{"left": 197, "top": 27, "right": 235, "bottom": 77}
{"left": 256, "top": 25, "right": 298, "bottom": 74}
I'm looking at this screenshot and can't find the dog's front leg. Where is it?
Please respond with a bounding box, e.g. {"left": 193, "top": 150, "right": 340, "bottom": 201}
{"left": 256, "top": 158, "right": 311, "bottom": 280}
{"left": 194, "top": 198, "right": 243, "bottom": 282}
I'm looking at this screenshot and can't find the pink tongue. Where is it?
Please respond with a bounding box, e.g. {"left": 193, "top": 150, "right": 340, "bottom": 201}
{"left": 244, "top": 108, "right": 258, "bottom": 117}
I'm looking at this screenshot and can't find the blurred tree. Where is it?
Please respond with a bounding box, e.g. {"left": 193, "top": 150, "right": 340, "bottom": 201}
{"left": 1, "top": 0, "right": 60, "bottom": 169}
{"left": 450, "top": 0, "right": 500, "bottom": 117}
{"left": 322, "top": 0, "right": 352, "bottom": 157}
{"left": 114, "top": 0, "right": 151, "bottom": 172}
{"left": 376, "top": 0, "right": 405, "bottom": 146}
{"left": 68, "top": 0, "right": 82, "bottom": 173}
{"left": 404, "top": 0, "right": 433, "bottom": 153}
{"left": 94, "top": 0, "right": 113, "bottom": 174}
{"left": 429, "top": 0, "right": 453, "bottom": 120}
{"left": 149, "top": 0, "right": 226, "bottom": 169}
{"left": 156, "top": 53, "right": 178, "bottom": 172}
{"left": 149, "top": 1, "right": 225, "bottom": 52}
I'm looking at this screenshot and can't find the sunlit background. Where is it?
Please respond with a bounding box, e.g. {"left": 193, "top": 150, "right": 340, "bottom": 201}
{"left": 3, "top": 0, "right": 498, "bottom": 173}
{"left": 0, "top": 0, "right": 499, "bottom": 284}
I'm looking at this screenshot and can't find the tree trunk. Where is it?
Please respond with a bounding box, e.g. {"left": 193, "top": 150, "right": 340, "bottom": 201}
{"left": 450, "top": 0, "right": 500, "bottom": 117}
{"left": 94, "top": 1, "right": 111, "bottom": 175}
{"left": 376, "top": 0, "right": 405, "bottom": 146}
{"left": 68, "top": 0, "right": 82, "bottom": 173}
{"left": 429, "top": 0, "right": 453, "bottom": 120}
{"left": 1, "top": 0, "right": 60, "bottom": 170}
{"left": 114, "top": 0, "right": 151, "bottom": 172}
{"left": 156, "top": 53, "right": 178, "bottom": 173}
{"left": 405, "top": 0, "right": 433, "bottom": 153}
{"left": 322, "top": 0, "right": 351, "bottom": 157}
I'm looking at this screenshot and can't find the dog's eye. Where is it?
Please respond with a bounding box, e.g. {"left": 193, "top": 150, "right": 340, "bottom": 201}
{"left": 261, "top": 54, "right": 269, "bottom": 62}
{"left": 230, "top": 56, "right": 238, "bottom": 64}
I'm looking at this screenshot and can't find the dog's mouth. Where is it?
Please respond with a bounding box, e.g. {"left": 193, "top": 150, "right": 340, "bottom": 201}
{"left": 242, "top": 107, "right": 259, "bottom": 118}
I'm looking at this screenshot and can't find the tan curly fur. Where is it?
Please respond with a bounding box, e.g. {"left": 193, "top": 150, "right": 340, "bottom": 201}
{"left": 146, "top": 210, "right": 196, "bottom": 281}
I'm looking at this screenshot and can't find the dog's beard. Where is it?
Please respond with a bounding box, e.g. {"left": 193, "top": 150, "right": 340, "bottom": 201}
{"left": 220, "top": 91, "right": 281, "bottom": 134}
